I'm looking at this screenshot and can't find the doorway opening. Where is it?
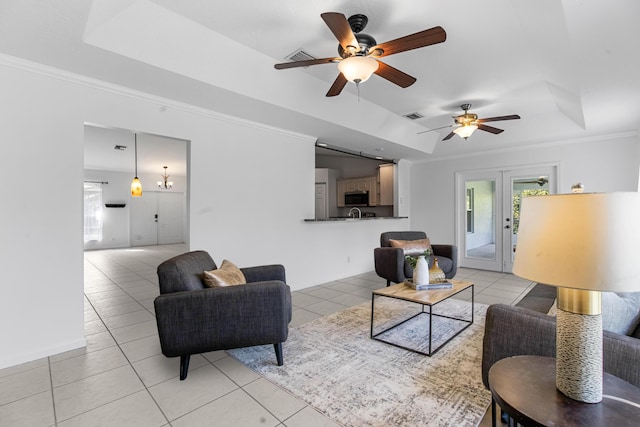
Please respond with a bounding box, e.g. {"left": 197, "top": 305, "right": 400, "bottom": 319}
{"left": 456, "top": 164, "right": 558, "bottom": 273}
{"left": 83, "top": 124, "right": 189, "bottom": 250}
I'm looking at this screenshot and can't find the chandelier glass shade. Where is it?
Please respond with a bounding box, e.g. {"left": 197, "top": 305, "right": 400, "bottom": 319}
{"left": 453, "top": 124, "right": 478, "bottom": 139}
{"left": 131, "top": 133, "right": 142, "bottom": 197}
{"left": 338, "top": 56, "right": 379, "bottom": 84}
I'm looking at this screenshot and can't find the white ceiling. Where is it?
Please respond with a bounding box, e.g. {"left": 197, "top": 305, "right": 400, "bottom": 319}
{"left": 2, "top": 0, "right": 639, "bottom": 164}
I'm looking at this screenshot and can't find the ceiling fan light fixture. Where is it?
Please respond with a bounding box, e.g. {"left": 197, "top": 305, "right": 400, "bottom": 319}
{"left": 338, "top": 56, "right": 379, "bottom": 84}
{"left": 453, "top": 124, "right": 478, "bottom": 140}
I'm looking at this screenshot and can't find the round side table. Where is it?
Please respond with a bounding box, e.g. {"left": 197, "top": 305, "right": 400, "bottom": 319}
{"left": 488, "top": 356, "right": 640, "bottom": 427}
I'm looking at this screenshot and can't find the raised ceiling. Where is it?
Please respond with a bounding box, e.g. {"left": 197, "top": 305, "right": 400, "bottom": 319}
{"left": 1, "top": 0, "right": 639, "bottom": 163}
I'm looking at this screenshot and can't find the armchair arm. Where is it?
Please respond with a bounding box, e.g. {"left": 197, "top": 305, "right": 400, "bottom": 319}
{"left": 154, "top": 281, "right": 291, "bottom": 358}
{"left": 241, "top": 264, "right": 286, "bottom": 283}
{"left": 374, "top": 247, "right": 406, "bottom": 284}
{"left": 482, "top": 304, "right": 556, "bottom": 389}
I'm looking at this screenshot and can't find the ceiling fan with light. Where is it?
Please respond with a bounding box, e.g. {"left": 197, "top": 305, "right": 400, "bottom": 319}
{"left": 419, "top": 104, "right": 521, "bottom": 141}
{"left": 274, "top": 12, "right": 446, "bottom": 97}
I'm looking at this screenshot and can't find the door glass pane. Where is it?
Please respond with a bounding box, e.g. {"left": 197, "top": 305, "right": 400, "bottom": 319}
{"left": 465, "top": 180, "right": 496, "bottom": 260}
{"left": 512, "top": 176, "right": 550, "bottom": 261}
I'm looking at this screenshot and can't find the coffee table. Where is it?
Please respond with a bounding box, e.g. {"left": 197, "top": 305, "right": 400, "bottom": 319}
{"left": 370, "top": 280, "right": 474, "bottom": 356}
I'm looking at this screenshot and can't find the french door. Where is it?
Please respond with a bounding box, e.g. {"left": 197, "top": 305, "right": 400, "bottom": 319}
{"left": 456, "top": 164, "right": 558, "bottom": 272}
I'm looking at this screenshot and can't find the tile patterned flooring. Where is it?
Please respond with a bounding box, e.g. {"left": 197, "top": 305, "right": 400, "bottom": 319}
{"left": 0, "top": 244, "right": 535, "bottom": 427}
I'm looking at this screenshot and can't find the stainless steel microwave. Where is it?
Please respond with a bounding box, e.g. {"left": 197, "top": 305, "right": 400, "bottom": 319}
{"left": 345, "top": 191, "right": 369, "bottom": 206}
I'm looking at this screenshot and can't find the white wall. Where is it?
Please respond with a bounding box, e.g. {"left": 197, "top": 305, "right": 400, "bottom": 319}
{"left": 410, "top": 134, "right": 640, "bottom": 246}
{"left": 0, "top": 56, "right": 410, "bottom": 369}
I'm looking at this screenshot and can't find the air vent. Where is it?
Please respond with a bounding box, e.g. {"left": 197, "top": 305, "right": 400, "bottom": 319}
{"left": 286, "top": 49, "right": 316, "bottom": 62}
{"left": 114, "top": 145, "right": 127, "bottom": 150}
{"left": 403, "top": 112, "right": 424, "bottom": 120}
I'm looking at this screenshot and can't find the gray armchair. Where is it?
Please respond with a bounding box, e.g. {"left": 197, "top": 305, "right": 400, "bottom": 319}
{"left": 374, "top": 231, "right": 458, "bottom": 286}
{"left": 482, "top": 304, "right": 640, "bottom": 390}
{"left": 154, "top": 250, "right": 292, "bottom": 380}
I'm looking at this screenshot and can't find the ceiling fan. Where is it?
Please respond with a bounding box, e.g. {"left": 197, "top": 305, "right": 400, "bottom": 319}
{"left": 274, "top": 12, "right": 446, "bottom": 97}
{"left": 419, "top": 104, "right": 521, "bottom": 141}
{"left": 516, "top": 177, "right": 549, "bottom": 186}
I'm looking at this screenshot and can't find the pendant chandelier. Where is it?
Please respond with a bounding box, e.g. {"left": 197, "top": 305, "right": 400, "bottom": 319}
{"left": 157, "top": 166, "right": 173, "bottom": 189}
{"left": 130, "top": 133, "right": 142, "bottom": 197}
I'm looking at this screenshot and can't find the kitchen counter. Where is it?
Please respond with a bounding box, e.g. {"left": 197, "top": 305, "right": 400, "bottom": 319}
{"left": 304, "top": 216, "right": 408, "bottom": 222}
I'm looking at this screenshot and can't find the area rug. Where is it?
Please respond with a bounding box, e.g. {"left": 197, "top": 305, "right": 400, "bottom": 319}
{"left": 229, "top": 296, "right": 492, "bottom": 427}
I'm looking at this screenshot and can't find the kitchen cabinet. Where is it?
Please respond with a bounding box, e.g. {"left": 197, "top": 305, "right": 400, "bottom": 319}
{"left": 337, "top": 176, "right": 378, "bottom": 206}
{"left": 378, "top": 164, "right": 394, "bottom": 206}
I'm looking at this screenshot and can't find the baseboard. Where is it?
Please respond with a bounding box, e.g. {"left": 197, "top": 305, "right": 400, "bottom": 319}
{"left": 0, "top": 337, "right": 87, "bottom": 370}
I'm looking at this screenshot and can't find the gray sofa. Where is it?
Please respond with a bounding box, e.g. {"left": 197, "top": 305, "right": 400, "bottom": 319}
{"left": 482, "top": 284, "right": 640, "bottom": 390}
{"left": 374, "top": 231, "right": 458, "bottom": 286}
{"left": 154, "top": 250, "right": 292, "bottom": 380}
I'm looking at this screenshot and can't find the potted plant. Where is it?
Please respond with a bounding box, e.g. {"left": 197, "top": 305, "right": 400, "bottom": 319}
{"left": 405, "top": 248, "right": 432, "bottom": 268}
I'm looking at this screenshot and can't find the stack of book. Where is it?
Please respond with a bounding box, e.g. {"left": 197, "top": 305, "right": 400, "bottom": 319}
{"left": 405, "top": 280, "right": 453, "bottom": 291}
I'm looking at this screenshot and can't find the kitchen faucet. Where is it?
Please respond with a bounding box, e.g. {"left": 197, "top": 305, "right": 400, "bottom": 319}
{"left": 348, "top": 207, "right": 362, "bottom": 219}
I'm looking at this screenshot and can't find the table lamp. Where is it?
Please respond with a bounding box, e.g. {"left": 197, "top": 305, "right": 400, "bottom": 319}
{"left": 512, "top": 192, "right": 640, "bottom": 403}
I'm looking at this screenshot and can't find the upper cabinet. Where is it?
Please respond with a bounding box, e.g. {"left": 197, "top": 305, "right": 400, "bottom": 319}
{"left": 337, "top": 175, "right": 378, "bottom": 207}
{"left": 336, "top": 173, "right": 395, "bottom": 207}
{"left": 377, "top": 164, "right": 394, "bottom": 206}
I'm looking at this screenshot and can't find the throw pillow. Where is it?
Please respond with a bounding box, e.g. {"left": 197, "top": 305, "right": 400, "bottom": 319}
{"left": 547, "top": 299, "right": 558, "bottom": 317}
{"left": 602, "top": 292, "right": 640, "bottom": 335}
{"left": 203, "top": 259, "right": 246, "bottom": 287}
{"left": 389, "top": 238, "right": 433, "bottom": 256}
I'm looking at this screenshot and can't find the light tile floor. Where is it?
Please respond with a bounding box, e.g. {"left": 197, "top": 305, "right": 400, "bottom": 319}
{"left": 0, "top": 244, "right": 535, "bottom": 427}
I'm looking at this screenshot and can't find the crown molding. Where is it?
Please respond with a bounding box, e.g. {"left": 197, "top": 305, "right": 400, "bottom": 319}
{"left": 416, "top": 130, "right": 639, "bottom": 164}
{"left": 0, "top": 53, "right": 317, "bottom": 143}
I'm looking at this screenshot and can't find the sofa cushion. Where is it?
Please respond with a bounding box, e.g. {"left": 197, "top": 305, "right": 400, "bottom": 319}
{"left": 602, "top": 292, "right": 640, "bottom": 336}
{"left": 204, "top": 260, "right": 247, "bottom": 287}
{"left": 389, "top": 238, "right": 433, "bottom": 256}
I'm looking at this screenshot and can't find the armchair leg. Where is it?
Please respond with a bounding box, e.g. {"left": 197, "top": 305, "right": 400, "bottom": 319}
{"left": 386, "top": 280, "right": 391, "bottom": 287}
{"left": 180, "top": 355, "right": 191, "bottom": 380}
{"left": 274, "top": 343, "right": 283, "bottom": 366}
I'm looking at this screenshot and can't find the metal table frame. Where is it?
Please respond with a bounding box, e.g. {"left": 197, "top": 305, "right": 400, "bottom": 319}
{"left": 370, "top": 283, "right": 474, "bottom": 356}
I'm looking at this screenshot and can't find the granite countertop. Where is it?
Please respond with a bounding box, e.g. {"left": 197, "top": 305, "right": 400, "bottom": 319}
{"left": 304, "top": 216, "right": 408, "bottom": 222}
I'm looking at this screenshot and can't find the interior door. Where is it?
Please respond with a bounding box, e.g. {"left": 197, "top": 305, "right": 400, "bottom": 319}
{"left": 158, "top": 192, "right": 185, "bottom": 244}
{"left": 457, "top": 164, "right": 558, "bottom": 272}
{"left": 315, "top": 183, "right": 328, "bottom": 219}
{"left": 130, "top": 192, "right": 158, "bottom": 246}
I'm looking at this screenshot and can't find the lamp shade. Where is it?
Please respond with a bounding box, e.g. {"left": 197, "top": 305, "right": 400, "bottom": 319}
{"left": 338, "top": 56, "right": 379, "bottom": 83}
{"left": 513, "top": 192, "right": 640, "bottom": 292}
{"left": 453, "top": 124, "right": 478, "bottom": 139}
{"left": 131, "top": 177, "right": 142, "bottom": 197}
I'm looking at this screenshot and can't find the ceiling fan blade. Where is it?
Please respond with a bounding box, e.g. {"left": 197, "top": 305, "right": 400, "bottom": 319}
{"left": 369, "top": 26, "right": 446, "bottom": 58}
{"left": 477, "top": 114, "right": 521, "bottom": 123}
{"left": 417, "top": 124, "right": 453, "bottom": 135}
{"left": 274, "top": 57, "right": 339, "bottom": 70}
{"left": 321, "top": 12, "right": 360, "bottom": 52}
{"left": 478, "top": 124, "right": 504, "bottom": 134}
{"left": 326, "top": 73, "right": 348, "bottom": 97}
{"left": 442, "top": 131, "right": 456, "bottom": 141}
{"left": 374, "top": 61, "right": 416, "bottom": 88}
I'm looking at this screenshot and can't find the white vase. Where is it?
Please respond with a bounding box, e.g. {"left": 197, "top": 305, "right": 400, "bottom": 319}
{"left": 413, "top": 255, "right": 429, "bottom": 285}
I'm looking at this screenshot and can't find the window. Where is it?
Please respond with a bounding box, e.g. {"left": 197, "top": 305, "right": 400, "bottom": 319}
{"left": 466, "top": 188, "right": 474, "bottom": 233}
{"left": 84, "top": 182, "right": 103, "bottom": 242}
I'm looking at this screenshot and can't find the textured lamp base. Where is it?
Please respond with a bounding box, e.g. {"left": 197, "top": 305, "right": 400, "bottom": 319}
{"left": 556, "top": 308, "right": 603, "bottom": 403}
